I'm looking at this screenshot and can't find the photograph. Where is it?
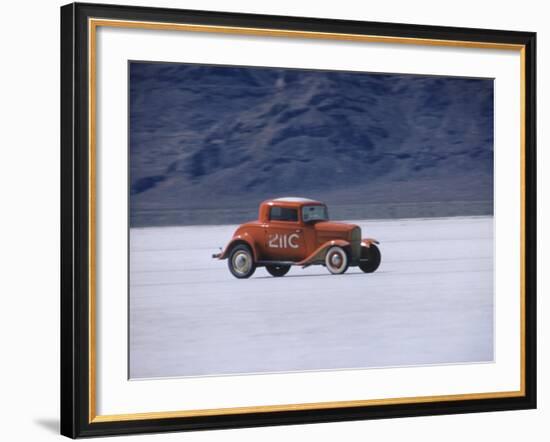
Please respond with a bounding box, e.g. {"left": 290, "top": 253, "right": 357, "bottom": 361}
{"left": 128, "top": 61, "right": 495, "bottom": 379}
{"left": 0, "top": 0, "right": 543, "bottom": 438}
{"left": 58, "top": 1, "right": 537, "bottom": 438}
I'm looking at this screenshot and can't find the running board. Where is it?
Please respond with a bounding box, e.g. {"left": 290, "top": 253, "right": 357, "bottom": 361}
{"left": 256, "top": 260, "right": 298, "bottom": 266}
{"left": 257, "top": 259, "right": 360, "bottom": 268}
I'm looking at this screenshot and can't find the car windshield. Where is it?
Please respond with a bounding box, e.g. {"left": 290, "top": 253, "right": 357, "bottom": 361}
{"left": 302, "top": 205, "right": 329, "bottom": 223}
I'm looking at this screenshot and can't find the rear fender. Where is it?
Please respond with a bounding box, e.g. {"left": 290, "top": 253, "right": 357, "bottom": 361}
{"left": 216, "top": 234, "right": 258, "bottom": 261}
{"left": 297, "top": 239, "right": 350, "bottom": 266}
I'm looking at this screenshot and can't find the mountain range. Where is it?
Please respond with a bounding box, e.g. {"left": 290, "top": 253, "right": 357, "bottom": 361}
{"left": 129, "top": 62, "right": 493, "bottom": 226}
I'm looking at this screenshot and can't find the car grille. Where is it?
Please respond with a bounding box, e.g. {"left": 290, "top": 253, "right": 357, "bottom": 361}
{"left": 350, "top": 227, "right": 361, "bottom": 261}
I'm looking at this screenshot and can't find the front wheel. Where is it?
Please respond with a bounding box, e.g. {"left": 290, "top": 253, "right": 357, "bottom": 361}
{"left": 325, "top": 246, "right": 349, "bottom": 275}
{"left": 359, "top": 244, "right": 381, "bottom": 273}
{"left": 228, "top": 244, "right": 256, "bottom": 279}
{"left": 265, "top": 264, "right": 291, "bottom": 277}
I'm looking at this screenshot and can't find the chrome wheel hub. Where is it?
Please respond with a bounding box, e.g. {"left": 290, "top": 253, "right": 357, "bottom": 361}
{"left": 233, "top": 252, "right": 251, "bottom": 274}
{"left": 330, "top": 253, "right": 342, "bottom": 268}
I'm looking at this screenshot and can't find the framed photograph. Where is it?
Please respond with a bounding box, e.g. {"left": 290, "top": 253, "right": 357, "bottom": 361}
{"left": 60, "top": 2, "right": 536, "bottom": 438}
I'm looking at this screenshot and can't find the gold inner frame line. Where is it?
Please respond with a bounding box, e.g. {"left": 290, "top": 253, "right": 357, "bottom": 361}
{"left": 88, "top": 17, "right": 527, "bottom": 423}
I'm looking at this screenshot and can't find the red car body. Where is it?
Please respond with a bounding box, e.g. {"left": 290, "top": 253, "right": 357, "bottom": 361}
{"left": 213, "top": 197, "right": 381, "bottom": 278}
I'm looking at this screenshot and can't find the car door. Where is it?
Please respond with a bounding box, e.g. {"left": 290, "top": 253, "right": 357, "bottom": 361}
{"left": 264, "top": 206, "right": 306, "bottom": 261}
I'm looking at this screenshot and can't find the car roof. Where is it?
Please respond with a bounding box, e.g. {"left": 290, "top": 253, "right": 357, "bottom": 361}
{"left": 262, "top": 197, "right": 324, "bottom": 207}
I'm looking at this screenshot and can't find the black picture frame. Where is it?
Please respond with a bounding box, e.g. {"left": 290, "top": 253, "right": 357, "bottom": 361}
{"left": 61, "top": 2, "right": 536, "bottom": 438}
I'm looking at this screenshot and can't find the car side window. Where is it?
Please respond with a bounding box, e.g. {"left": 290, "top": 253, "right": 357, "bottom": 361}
{"left": 269, "top": 206, "right": 298, "bottom": 222}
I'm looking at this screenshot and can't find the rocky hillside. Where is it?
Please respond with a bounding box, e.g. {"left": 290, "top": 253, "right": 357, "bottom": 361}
{"left": 129, "top": 62, "right": 493, "bottom": 226}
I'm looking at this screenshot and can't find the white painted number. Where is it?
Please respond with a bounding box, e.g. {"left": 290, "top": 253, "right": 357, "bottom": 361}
{"left": 288, "top": 233, "right": 299, "bottom": 248}
{"left": 268, "top": 233, "right": 300, "bottom": 249}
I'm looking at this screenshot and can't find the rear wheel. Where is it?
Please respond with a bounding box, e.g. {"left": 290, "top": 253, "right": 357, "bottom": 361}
{"left": 265, "top": 264, "right": 291, "bottom": 277}
{"left": 228, "top": 244, "right": 256, "bottom": 279}
{"left": 359, "top": 244, "right": 381, "bottom": 273}
{"left": 325, "top": 246, "right": 349, "bottom": 275}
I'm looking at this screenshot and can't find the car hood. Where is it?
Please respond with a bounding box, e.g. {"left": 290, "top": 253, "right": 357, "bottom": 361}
{"left": 313, "top": 221, "right": 359, "bottom": 239}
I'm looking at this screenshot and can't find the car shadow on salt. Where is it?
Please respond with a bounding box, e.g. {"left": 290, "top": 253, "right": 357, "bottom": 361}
{"left": 252, "top": 272, "right": 387, "bottom": 280}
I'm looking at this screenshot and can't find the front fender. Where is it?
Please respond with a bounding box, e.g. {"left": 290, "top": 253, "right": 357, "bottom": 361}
{"left": 361, "top": 238, "right": 380, "bottom": 248}
{"left": 297, "top": 239, "right": 350, "bottom": 266}
{"left": 215, "top": 233, "right": 258, "bottom": 261}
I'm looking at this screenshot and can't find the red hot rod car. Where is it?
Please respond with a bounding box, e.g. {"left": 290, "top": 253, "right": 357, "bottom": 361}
{"left": 213, "top": 197, "right": 381, "bottom": 278}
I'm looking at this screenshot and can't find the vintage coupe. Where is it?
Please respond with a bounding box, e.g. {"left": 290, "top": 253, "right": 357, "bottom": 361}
{"left": 213, "top": 197, "right": 381, "bottom": 278}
